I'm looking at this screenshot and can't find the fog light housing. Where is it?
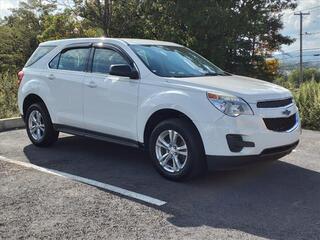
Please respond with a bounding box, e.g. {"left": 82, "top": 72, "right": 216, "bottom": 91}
{"left": 226, "top": 134, "right": 255, "bottom": 152}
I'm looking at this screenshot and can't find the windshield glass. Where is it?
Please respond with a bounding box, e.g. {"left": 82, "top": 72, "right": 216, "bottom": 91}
{"left": 130, "top": 44, "right": 226, "bottom": 78}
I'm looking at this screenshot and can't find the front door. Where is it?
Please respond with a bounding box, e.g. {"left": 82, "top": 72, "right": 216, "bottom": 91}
{"left": 83, "top": 46, "right": 139, "bottom": 141}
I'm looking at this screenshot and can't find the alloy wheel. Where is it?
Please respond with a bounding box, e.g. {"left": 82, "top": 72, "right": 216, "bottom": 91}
{"left": 28, "top": 110, "right": 45, "bottom": 141}
{"left": 155, "top": 130, "right": 188, "bottom": 173}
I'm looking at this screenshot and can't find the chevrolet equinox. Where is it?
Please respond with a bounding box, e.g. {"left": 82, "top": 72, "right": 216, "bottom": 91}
{"left": 18, "top": 38, "right": 300, "bottom": 181}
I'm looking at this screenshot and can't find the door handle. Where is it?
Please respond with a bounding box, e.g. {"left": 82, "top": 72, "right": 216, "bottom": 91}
{"left": 86, "top": 81, "right": 97, "bottom": 88}
{"left": 47, "top": 74, "right": 55, "bottom": 80}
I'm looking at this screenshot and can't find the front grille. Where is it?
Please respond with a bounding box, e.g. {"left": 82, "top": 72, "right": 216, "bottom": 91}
{"left": 263, "top": 113, "right": 297, "bottom": 132}
{"left": 257, "top": 98, "right": 293, "bottom": 108}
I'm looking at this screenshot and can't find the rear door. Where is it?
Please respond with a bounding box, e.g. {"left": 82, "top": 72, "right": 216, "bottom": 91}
{"left": 83, "top": 44, "right": 139, "bottom": 140}
{"left": 47, "top": 45, "right": 91, "bottom": 128}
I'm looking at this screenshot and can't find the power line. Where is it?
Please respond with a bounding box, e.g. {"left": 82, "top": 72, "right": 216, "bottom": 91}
{"left": 281, "top": 53, "right": 320, "bottom": 57}
{"left": 304, "top": 6, "right": 320, "bottom": 12}
{"left": 280, "top": 48, "right": 320, "bottom": 55}
{"left": 278, "top": 54, "right": 320, "bottom": 60}
{"left": 285, "top": 5, "right": 320, "bottom": 16}
{"left": 291, "top": 32, "right": 320, "bottom": 36}
{"left": 305, "top": 32, "right": 320, "bottom": 35}
{"left": 291, "top": 5, "right": 320, "bottom": 12}
{"left": 303, "top": 60, "right": 320, "bottom": 63}
{"left": 281, "top": 60, "right": 320, "bottom": 68}
{"left": 295, "top": 48, "right": 320, "bottom": 51}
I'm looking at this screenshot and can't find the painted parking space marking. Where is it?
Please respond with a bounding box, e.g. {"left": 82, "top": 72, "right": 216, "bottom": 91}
{"left": 0, "top": 155, "right": 166, "bottom": 206}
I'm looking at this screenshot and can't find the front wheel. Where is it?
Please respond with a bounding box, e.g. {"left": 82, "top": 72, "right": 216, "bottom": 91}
{"left": 149, "top": 118, "right": 207, "bottom": 181}
{"left": 26, "top": 103, "right": 59, "bottom": 147}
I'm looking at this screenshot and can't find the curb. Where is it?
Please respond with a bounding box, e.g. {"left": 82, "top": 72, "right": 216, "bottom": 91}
{"left": 0, "top": 117, "right": 25, "bottom": 132}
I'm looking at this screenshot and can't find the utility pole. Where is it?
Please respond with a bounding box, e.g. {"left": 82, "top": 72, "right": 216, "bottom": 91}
{"left": 294, "top": 11, "right": 310, "bottom": 86}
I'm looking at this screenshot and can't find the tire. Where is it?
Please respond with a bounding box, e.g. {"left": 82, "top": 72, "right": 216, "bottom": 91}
{"left": 25, "top": 102, "right": 59, "bottom": 147}
{"left": 149, "top": 118, "right": 207, "bottom": 181}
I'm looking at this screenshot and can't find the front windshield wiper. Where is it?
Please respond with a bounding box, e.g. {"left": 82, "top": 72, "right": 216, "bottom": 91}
{"left": 204, "top": 72, "right": 228, "bottom": 76}
{"left": 203, "top": 72, "right": 218, "bottom": 76}
{"left": 169, "top": 72, "right": 227, "bottom": 78}
{"left": 171, "top": 75, "right": 197, "bottom": 78}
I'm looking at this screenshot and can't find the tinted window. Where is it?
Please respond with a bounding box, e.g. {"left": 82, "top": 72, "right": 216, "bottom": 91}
{"left": 130, "top": 45, "right": 225, "bottom": 78}
{"left": 25, "top": 46, "right": 55, "bottom": 67}
{"left": 92, "top": 48, "right": 128, "bottom": 74}
{"left": 49, "top": 54, "right": 59, "bottom": 69}
{"left": 58, "top": 48, "right": 90, "bottom": 72}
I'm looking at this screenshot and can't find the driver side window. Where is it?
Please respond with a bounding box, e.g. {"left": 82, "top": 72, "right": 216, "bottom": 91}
{"left": 92, "top": 48, "right": 128, "bottom": 74}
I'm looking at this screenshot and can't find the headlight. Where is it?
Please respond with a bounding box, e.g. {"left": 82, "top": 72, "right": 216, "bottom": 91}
{"left": 207, "top": 92, "right": 253, "bottom": 117}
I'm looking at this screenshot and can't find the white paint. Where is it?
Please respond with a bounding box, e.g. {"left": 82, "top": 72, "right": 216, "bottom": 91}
{"left": 18, "top": 38, "right": 300, "bottom": 158}
{"left": 0, "top": 155, "right": 166, "bottom": 206}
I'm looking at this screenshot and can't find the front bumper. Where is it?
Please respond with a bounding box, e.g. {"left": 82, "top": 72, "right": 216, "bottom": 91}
{"left": 195, "top": 103, "right": 300, "bottom": 156}
{"left": 206, "top": 140, "right": 299, "bottom": 169}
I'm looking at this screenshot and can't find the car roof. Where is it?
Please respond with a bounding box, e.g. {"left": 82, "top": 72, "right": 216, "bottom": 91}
{"left": 39, "top": 38, "right": 182, "bottom": 47}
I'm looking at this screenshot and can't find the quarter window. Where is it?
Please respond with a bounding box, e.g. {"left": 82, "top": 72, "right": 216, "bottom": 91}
{"left": 49, "top": 54, "right": 59, "bottom": 69}
{"left": 25, "top": 46, "right": 55, "bottom": 67}
{"left": 58, "top": 48, "right": 90, "bottom": 72}
{"left": 92, "top": 48, "right": 128, "bottom": 74}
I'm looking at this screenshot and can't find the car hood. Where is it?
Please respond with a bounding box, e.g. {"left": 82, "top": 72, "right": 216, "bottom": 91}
{"left": 166, "top": 75, "right": 292, "bottom": 103}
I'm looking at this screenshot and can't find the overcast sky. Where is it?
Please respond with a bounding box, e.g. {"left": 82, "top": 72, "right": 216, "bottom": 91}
{"left": 280, "top": 0, "right": 320, "bottom": 54}
{"left": 0, "top": 0, "right": 319, "bottom": 54}
{"left": 0, "top": 0, "right": 19, "bottom": 17}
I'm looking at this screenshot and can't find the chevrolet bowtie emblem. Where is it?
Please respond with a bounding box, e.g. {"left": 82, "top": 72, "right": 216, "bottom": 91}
{"left": 282, "top": 109, "right": 291, "bottom": 116}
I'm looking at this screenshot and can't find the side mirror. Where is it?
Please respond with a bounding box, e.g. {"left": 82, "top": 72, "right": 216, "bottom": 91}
{"left": 109, "top": 64, "right": 139, "bottom": 79}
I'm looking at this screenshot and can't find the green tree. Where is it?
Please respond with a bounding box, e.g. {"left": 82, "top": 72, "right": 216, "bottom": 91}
{"left": 1, "top": 0, "right": 297, "bottom": 80}
{"left": 75, "top": 0, "right": 113, "bottom": 36}
{"left": 74, "top": 0, "right": 143, "bottom": 37}
{"left": 74, "top": 0, "right": 296, "bottom": 80}
{"left": 165, "top": 0, "right": 296, "bottom": 80}
{"left": 0, "top": 0, "right": 57, "bottom": 71}
{"left": 38, "top": 9, "right": 103, "bottom": 42}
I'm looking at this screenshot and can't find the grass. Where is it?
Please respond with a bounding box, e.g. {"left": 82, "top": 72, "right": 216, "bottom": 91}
{"left": 293, "top": 81, "right": 320, "bottom": 130}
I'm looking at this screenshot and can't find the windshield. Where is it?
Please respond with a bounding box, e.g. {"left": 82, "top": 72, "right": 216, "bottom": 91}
{"left": 130, "top": 44, "right": 226, "bottom": 78}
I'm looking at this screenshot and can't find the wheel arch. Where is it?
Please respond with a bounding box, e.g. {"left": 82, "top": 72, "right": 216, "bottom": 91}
{"left": 23, "top": 94, "right": 49, "bottom": 120}
{"left": 143, "top": 108, "right": 204, "bottom": 150}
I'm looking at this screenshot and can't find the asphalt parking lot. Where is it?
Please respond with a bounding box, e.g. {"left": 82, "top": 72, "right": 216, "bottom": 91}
{"left": 0, "top": 129, "right": 320, "bottom": 240}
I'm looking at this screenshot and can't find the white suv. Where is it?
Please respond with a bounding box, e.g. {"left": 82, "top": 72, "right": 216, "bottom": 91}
{"left": 18, "top": 38, "right": 300, "bottom": 180}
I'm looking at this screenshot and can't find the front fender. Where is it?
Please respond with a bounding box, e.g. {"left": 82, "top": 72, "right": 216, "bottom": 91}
{"left": 137, "top": 86, "right": 221, "bottom": 143}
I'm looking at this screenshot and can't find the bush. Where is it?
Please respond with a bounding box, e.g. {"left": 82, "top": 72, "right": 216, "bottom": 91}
{"left": 287, "top": 68, "right": 320, "bottom": 85}
{"left": 274, "top": 75, "right": 295, "bottom": 89}
{"left": 0, "top": 71, "right": 19, "bottom": 119}
{"left": 293, "top": 81, "right": 320, "bottom": 130}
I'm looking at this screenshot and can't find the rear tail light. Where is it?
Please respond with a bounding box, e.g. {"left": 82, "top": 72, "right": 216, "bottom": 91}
{"left": 17, "top": 70, "right": 24, "bottom": 86}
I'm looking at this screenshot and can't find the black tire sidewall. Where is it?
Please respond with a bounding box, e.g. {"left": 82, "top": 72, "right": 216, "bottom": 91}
{"left": 149, "top": 119, "right": 205, "bottom": 181}
{"left": 26, "top": 103, "right": 57, "bottom": 146}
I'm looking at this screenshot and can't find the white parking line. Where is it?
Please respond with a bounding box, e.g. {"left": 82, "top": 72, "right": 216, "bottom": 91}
{"left": 0, "top": 155, "right": 166, "bottom": 206}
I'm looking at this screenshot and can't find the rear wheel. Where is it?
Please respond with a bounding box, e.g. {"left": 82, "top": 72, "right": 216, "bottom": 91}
{"left": 26, "top": 103, "right": 59, "bottom": 147}
{"left": 149, "top": 118, "right": 207, "bottom": 181}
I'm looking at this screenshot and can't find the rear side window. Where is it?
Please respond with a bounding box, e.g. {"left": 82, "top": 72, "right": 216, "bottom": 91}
{"left": 92, "top": 48, "right": 128, "bottom": 74}
{"left": 57, "top": 48, "right": 90, "bottom": 72}
{"left": 25, "top": 46, "right": 55, "bottom": 67}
